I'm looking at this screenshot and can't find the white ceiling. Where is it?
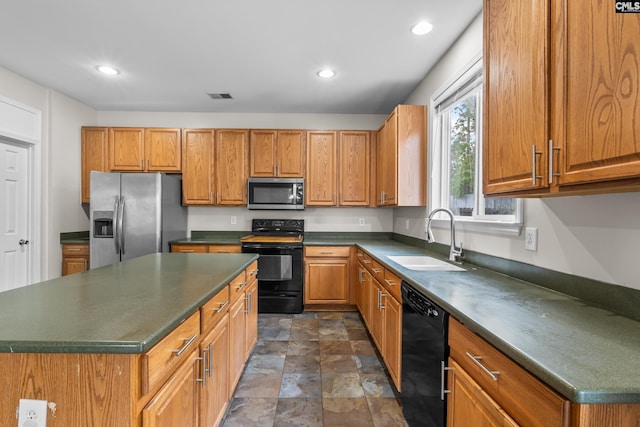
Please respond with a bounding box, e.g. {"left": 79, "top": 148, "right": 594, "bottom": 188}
{"left": 0, "top": 0, "right": 481, "bottom": 114}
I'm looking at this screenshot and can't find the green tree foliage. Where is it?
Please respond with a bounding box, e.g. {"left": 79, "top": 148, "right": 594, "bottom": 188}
{"left": 450, "top": 96, "right": 476, "bottom": 199}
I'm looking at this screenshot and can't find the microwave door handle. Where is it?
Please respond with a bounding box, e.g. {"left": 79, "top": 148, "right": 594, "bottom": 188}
{"left": 113, "top": 196, "right": 120, "bottom": 254}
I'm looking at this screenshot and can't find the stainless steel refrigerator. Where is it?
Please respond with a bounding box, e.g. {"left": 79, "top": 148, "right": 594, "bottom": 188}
{"left": 90, "top": 172, "right": 187, "bottom": 268}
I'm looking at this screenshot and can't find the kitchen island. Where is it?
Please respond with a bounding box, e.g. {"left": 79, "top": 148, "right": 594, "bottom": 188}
{"left": 0, "top": 253, "right": 258, "bottom": 427}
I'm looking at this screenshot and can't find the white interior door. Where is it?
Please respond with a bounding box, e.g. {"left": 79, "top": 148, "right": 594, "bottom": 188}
{"left": 0, "top": 140, "right": 29, "bottom": 292}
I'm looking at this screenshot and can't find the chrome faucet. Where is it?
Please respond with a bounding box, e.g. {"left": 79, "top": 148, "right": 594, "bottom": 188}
{"left": 426, "top": 208, "right": 463, "bottom": 263}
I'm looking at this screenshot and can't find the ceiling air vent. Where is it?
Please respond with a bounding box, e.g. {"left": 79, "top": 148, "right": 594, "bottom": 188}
{"left": 207, "top": 93, "right": 233, "bottom": 99}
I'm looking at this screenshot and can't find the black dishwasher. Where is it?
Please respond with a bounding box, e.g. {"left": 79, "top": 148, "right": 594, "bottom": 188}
{"left": 401, "top": 281, "right": 449, "bottom": 427}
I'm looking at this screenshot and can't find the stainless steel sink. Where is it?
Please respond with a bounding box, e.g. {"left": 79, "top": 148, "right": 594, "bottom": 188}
{"left": 387, "top": 255, "right": 465, "bottom": 272}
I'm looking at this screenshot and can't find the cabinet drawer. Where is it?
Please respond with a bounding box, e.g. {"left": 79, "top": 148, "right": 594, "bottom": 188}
{"left": 382, "top": 270, "right": 401, "bottom": 301}
{"left": 305, "top": 246, "right": 350, "bottom": 258}
{"left": 229, "top": 270, "right": 248, "bottom": 302}
{"left": 449, "top": 317, "right": 569, "bottom": 427}
{"left": 357, "top": 250, "right": 373, "bottom": 269}
{"left": 142, "top": 311, "right": 200, "bottom": 395}
{"left": 62, "top": 244, "right": 89, "bottom": 256}
{"left": 201, "top": 285, "right": 230, "bottom": 334}
{"left": 370, "top": 259, "right": 385, "bottom": 283}
{"left": 246, "top": 261, "right": 259, "bottom": 285}
{"left": 208, "top": 244, "right": 241, "bottom": 253}
{"left": 171, "top": 244, "right": 207, "bottom": 253}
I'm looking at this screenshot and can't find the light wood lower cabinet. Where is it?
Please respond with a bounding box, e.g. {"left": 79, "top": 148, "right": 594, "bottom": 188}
{"left": 304, "top": 246, "right": 351, "bottom": 304}
{"left": 171, "top": 244, "right": 242, "bottom": 254}
{"left": 199, "top": 314, "right": 230, "bottom": 427}
{"left": 61, "top": 243, "right": 90, "bottom": 276}
{"left": 142, "top": 349, "right": 200, "bottom": 427}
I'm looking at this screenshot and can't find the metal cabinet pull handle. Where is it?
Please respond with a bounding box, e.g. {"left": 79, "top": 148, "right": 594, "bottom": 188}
{"left": 466, "top": 352, "right": 500, "bottom": 381}
{"left": 236, "top": 281, "right": 247, "bottom": 291}
{"left": 215, "top": 300, "right": 229, "bottom": 313}
{"left": 371, "top": 268, "right": 381, "bottom": 273}
{"left": 172, "top": 334, "right": 198, "bottom": 356}
{"left": 441, "top": 361, "right": 452, "bottom": 400}
{"left": 320, "top": 251, "right": 334, "bottom": 255}
{"left": 384, "top": 279, "right": 396, "bottom": 286}
{"left": 531, "top": 145, "right": 543, "bottom": 185}
{"left": 146, "top": 159, "right": 150, "bottom": 170}
{"left": 548, "top": 139, "right": 561, "bottom": 184}
{"left": 196, "top": 352, "right": 207, "bottom": 387}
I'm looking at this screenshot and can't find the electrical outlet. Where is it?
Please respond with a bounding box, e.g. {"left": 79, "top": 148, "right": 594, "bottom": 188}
{"left": 525, "top": 227, "right": 538, "bottom": 251}
{"left": 359, "top": 218, "right": 365, "bottom": 226}
{"left": 17, "top": 399, "right": 47, "bottom": 427}
{"left": 230, "top": 216, "right": 237, "bottom": 225}
{"left": 405, "top": 219, "right": 410, "bottom": 230}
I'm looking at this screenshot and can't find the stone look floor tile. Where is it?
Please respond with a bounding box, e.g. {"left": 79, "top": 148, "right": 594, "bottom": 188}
{"left": 322, "top": 398, "right": 374, "bottom": 427}
{"left": 273, "top": 398, "right": 324, "bottom": 427}
{"left": 222, "top": 397, "right": 278, "bottom": 427}
{"left": 222, "top": 312, "right": 408, "bottom": 426}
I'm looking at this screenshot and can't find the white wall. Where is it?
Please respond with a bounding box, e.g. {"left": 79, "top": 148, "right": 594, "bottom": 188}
{"left": 0, "top": 66, "right": 97, "bottom": 280}
{"left": 397, "top": 13, "right": 640, "bottom": 291}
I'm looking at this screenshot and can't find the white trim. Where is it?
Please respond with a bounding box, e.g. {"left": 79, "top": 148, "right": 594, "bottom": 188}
{"left": 432, "top": 52, "right": 483, "bottom": 108}
{"left": 0, "top": 95, "right": 42, "bottom": 284}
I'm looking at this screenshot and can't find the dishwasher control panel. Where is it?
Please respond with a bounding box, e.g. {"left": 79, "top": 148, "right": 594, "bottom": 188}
{"left": 402, "top": 281, "right": 445, "bottom": 319}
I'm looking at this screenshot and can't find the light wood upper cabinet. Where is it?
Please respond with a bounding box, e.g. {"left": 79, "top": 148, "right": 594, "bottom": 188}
{"left": 338, "top": 131, "right": 370, "bottom": 206}
{"left": 109, "top": 127, "right": 181, "bottom": 172}
{"left": 81, "top": 126, "right": 108, "bottom": 203}
{"left": 484, "top": 0, "right": 640, "bottom": 197}
{"left": 216, "top": 129, "right": 249, "bottom": 205}
{"left": 181, "top": 129, "right": 248, "bottom": 206}
{"left": 250, "top": 129, "right": 305, "bottom": 177}
{"left": 306, "top": 130, "right": 337, "bottom": 206}
{"left": 144, "top": 128, "right": 181, "bottom": 172}
{"left": 376, "top": 105, "right": 427, "bottom": 206}
{"left": 182, "top": 129, "right": 215, "bottom": 205}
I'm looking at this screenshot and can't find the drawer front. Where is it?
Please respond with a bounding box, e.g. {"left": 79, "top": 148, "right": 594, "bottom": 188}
{"left": 246, "top": 261, "right": 259, "bottom": 285}
{"left": 201, "top": 285, "right": 230, "bottom": 333}
{"left": 305, "top": 246, "right": 350, "bottom": 258}
{"left": 62, "top": 244, "right": 89, "bottom": 256}
{"left": 382, "top": 270, "right": 401, "bottom": 301}
{"left": 171, "top": 244, "right": 208, "bottom": 253}
{"left": 143, "top": 311, "right": 201, "bottom": 395}
{"left": 208, "top": 244, "right": 241, "bottom": 254}
{"left": 370, "top": 259, "right": 385, "bottom": 283}
{"left": 449, "top": 317, "right": 569, "bottom": 427}
{"left": 359, "top": 251, "right": 373, "bottom": 270}
{"left": 229, "top": 270, "right": 248, "bottom": 302}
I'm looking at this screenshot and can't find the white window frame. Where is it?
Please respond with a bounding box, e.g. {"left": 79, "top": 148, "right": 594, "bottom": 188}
{"left": 429, "top": 54, "right": 523, "bottom": 236}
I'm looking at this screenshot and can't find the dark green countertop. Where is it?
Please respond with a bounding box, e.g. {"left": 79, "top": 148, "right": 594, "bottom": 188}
{"left": 354, "top": 240, "right": 640, "bottom": 405}
{"left": 0, "top": 253, "right": 257, "bottom": 354}
{"left": 60, "top": 231, "right": 89, "bottom": 245}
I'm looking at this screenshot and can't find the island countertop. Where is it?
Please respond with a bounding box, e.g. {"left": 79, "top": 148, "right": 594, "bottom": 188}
{"left": 0, "top": 253, "right": 258, "bottom": 354}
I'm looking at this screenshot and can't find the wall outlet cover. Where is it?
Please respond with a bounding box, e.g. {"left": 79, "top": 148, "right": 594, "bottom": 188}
{"left": 18, "top": 399, "right": 47, "bottom": 427}
{"left": 525, "top": 227, "right": 538, "bottom": 251}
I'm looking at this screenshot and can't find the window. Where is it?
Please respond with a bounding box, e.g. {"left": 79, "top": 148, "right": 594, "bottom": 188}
{"left": 430, "top": 56, "right": 522, "bottom": 234}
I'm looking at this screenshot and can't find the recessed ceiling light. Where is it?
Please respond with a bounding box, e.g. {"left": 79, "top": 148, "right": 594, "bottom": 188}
{"left": 411, "top": 21, "right": 433, "bottom": 36}
{"left": 96, "top": 65, "right": 120, "bottom": 76}
{"left": 317, "top": 69, "right": 335, "bottom": 79}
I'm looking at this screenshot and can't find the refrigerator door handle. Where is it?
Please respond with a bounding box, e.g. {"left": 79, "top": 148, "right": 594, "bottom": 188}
{"left": 118, "top": 196, "right": 126, "bottom": 255}
{"left": 113, "top": 196, "right": 121, "bottom": 254}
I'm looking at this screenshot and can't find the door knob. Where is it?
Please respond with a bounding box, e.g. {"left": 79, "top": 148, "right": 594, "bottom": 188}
{"left": 18, "top": 239, "right": 29, "bottom": 246}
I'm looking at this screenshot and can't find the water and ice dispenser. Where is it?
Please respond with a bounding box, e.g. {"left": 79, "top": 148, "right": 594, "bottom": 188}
{"left": 93, "top": 211, "right": 114, "bottom": 238}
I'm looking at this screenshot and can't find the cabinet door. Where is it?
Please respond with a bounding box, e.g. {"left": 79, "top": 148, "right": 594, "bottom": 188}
{"left": 145, "top": 128, "right": 181, "bottom": 172}
{"left": 245, "top": 281, "right": 258, "bottom": 357}
{"left": 277, "top": 130, "right": 305, "bottom": 177}
{"left": 62, "top": 257, "right": 88, "bottom": 276}
{"left": 200, "top": 315, "right": 230, "bottom": 427}
{"left": 378, "top": 111, "right": 398, "bottom": 205}
{"left": 369, "top": 280, "right": 385, "bottom": 351}
{"left": 215, "top": 129, "right": 249, "bottom": 205}
{"left": 182, "top": 129, "right": 215, "bottom": 205}
{"left": 228, "top": 295, "right": 246, "bottom": 394}
{"left": 304, "top": 258, "right": 350, "bottom": 304}
{"left": 483, "top": 0, "right": 550, "bottom": 195}
{"left": 81, "top": 127, "right": 108, "bottom": 203}
{"left": 142, "top": 349, "right": 199, "bottom": 427}
{"left": 557, "top": 1, "right": 640, "bottom": 186}
{"left": 447, "top": 359, "right": 518, "bottom": 427}
{"left": 109, "top": 127, "right": 145, "bottom": 171}
{"left": 383, "top": 294, "right": 401, "bottom": 392}
{"left": 306, "top": 131, "right": 337, "bottom": 206}
{"left": 171, "top": 244, "right": 208, "bottom": 253}
{"left": 250, "top": 129, "right": 277, "bottom": 177}
{"left": 339, "top": 131, "right": 370, "bottom": 206}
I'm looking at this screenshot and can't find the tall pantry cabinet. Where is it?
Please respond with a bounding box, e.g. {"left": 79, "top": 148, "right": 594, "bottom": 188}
{"left": 484, "top": 0, "right": 640, "bottom": 197}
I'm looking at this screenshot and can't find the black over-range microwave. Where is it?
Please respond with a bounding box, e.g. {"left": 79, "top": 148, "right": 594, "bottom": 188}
{"left": 247, "top": 177, "right": 304, "bottom": 210}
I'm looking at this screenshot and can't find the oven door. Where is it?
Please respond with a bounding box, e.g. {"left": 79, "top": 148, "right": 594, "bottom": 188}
{"left": 241, "top": 243, "right": 303, "bottom": 292}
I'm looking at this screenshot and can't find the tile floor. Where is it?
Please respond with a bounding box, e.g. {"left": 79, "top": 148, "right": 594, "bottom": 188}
{"left": 221, "top": 311, "right": 409, "bottom": 427}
